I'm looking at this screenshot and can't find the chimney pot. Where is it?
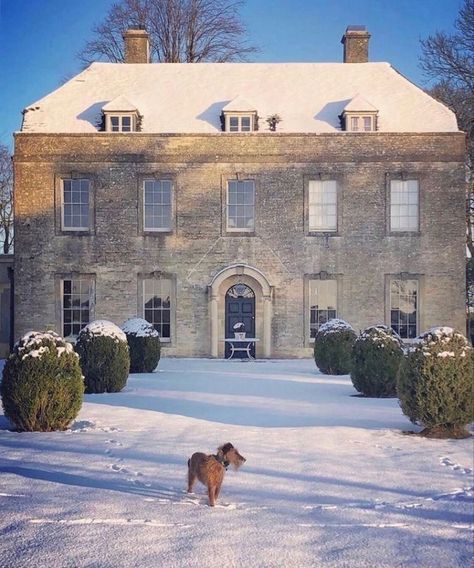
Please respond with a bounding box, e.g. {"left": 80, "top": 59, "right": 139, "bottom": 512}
{"left": 123, "top": 28, "right": 150, "bottom": 64}
{"left": 341, "top": 26, "right": 370, "bottom": 63}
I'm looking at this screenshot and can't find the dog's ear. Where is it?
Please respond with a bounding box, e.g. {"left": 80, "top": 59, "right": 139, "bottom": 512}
{"left": 220, "top": 442, "right": 234, "bottom": 455}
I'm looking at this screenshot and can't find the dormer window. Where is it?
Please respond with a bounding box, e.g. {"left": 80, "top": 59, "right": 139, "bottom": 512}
{"left": 108, "top": 114, "right": 135, "bottom": 132}
{"left": 102, "top": 95, "right": 139, "bottom": 133}
{"left": 349, "top": 115, "right": 375, "bottom": 132}
{"left": 341, "top": 94, "right": 378, "bottom": 132}
{"left": 222, "top": 96, "right": 257, "bottom": 133}
{"left": 227, "top": 114, "right": 254, "bottom": 132}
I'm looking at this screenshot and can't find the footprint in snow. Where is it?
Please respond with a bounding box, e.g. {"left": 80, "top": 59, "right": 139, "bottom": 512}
{"left": 430, "top": 486, "right": 474, "bottom": 502}
{"left": 440, "top": 457, "right": 472, "bottom": 475}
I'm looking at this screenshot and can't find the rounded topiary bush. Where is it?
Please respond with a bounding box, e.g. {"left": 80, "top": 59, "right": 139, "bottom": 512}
{"left": 75, "top": 320, "right": 130, "bottom": 394}
{"left": 121, "top": 318, "right": 161, "bottom": 373}
{"left": 1, "top": 331, "right": 83, "bottom": 432}
{"left": 314, "top": 319, "right": 357, "bottom": 375}
{"left": 397, "top": 327, "right": 474, "bottom": 438}
{"left": 351, "top": 325, "right": 404, "bottom": 397}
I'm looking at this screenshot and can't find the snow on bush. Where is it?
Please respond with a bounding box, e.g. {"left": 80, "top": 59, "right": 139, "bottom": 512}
{"left": 81, "top": 319, "right": 127, "bottom": 342}
{"left": 121, "top": 318, "right": 161, "bottom": 373}
{"left": 397, "top": 327, "right": 474, "bottom": 438}
{"left": 314, "top": 319, "right": 357, "bottom": 375}
{"left": 75, "top": 320, "right": 130, "bottom": 394}
{"left": 0, "top": 331, "right": 83, "bottom": 432}
{"left": 351, "top": 325, "right": 403, "bottom": 397}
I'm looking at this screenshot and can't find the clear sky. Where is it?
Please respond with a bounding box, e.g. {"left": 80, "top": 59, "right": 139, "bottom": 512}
{"left": 0, "top": 0, "right": 461, "bottom": 148}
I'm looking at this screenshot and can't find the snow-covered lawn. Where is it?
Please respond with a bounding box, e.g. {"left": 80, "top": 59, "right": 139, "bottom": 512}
{"left": 1, "top": 358, "right": 473, "bottom": 568}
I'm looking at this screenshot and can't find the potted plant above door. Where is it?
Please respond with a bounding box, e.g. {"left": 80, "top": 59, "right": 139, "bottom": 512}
{"left": 233, "top": 322, "right": 246, "bottom": 340}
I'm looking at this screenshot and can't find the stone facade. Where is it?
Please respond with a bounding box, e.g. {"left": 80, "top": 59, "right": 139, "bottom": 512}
{"left": 13, "top": 131, "right": 466, "bottom": 357}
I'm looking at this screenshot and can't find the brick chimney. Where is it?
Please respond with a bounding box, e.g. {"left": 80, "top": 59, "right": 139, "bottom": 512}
{"left": 341, "top": 26, "right": 370, "bottom": 63}
{"left": 123, "top": 28, "right": 150, "bottom": 63}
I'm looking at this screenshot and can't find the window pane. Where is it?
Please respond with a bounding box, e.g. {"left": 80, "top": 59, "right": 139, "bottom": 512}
{"left": 62, "top": 277, "right": 92, "bottom": 338}
{"left": 351, "top": 116, "right": 359, "bottom": 131}
{"left": 309, "top": 279, "right": 337, "bottom": 337}
{"left": 121, "top": 116, "right": 132, "bottom": 132}
{"left": 241, "top": 116, "right": 251, "bottom": 131}
{"left": 227, "top": 180, "right": 254, "bottom": 231}
{"left": 110, "top": 116, "right": 120, "bottom": 131}
{"left": 390, "top": 279, "right": 418, "bottom": 338}
{"left": 309, "top": 180, "right": 337, "bottom": 231}
{"left": 63, "top": 179, "right": 89, "bottom": 229}
{"left": 144, "top": 180, "right": 172, "bottom": 230}
{"left": 390, "top": 180, "right": 419, "bottom": 232}
{"left": 143, "top": 277, "right": 172, "bottom": 339}
{"left": 229, "top": 117, "right": 239, "bottom": 132}
{"left": 363, "top": 116, "right": 372, "bottom": 131}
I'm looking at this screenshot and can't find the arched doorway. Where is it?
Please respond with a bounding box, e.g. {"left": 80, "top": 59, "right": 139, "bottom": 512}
{"left": 208, "top": 264, "right": 273, "bottom": 358}
{"left": 225, "top": 283, "right": 255, "bottom": 358}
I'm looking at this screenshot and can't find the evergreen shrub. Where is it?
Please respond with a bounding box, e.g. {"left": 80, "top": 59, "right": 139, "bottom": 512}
{"left": 351, "top": 325, "right": 403, "bottom": 397}
{"left": 75, "top": 320, "right": 130, "bottom": 394}
{"left": 1, "top": 331, "right": 83, "bottom": 431}
{"left": 121, "top": 318, "right": 161, "bottom": 373}
{"left": 314, "top": 319, "right": 357, "bottom": 375}
{"left": 397, "top": 327, "right": 474, "bottom": 438}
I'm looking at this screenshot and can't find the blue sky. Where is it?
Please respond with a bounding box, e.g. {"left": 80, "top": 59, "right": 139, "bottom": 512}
{"left": 0, "top": 0, "right": 461, "bottom": 148}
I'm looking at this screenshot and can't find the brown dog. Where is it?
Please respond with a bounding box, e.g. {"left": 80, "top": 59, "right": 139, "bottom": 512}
{"left": 187, "top": 443, "right": 246, "bottom": 507}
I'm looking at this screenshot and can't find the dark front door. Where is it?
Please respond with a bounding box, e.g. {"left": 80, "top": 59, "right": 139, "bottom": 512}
{"left": 225, "top": 283, "right": 255, "bottom": 358}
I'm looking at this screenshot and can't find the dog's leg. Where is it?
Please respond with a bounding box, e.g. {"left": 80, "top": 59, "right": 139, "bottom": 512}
{"left": 208, "top": 485, "right": 216, "bottom": 507}
{"left": 214, "top": 481, "right": 222, "bottom": 501}
{"left": 187, "top": 467, "right": 196, "bottom": 493}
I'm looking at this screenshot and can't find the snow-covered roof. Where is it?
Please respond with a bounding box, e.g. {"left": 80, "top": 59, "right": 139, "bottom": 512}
{"left": 343, "top": 94, "right": 378, "bottom": 112}
{"left": 21, "top": 62, "right": 458, "bottom": 133}
{"left": 222, "top": 95, "right": 257, "bottom": 112}
{"left": 102, "top": 95, "right": 138, "bottom": 113}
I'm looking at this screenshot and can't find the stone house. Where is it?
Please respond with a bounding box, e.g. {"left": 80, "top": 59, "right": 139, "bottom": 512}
{"left": 13, "top": 27, "right": 466, "bottom": 357}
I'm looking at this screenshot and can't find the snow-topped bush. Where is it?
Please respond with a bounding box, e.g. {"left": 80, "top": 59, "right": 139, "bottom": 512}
{"left": 75, "top": 320, "right": 130, "bottom": 394}
{"left": 397, "top": 327, "right": 474, "bottom": 438}
{"left": 0, "top": 331, "right": 83, "bottom": 431}
{"left": 351, "top": 325, "right": 404, "bottom": 397}
{"left": 121, "top": 318, "right": 161, "bottom": 373}
{"left": 313, "top": 319, "right": 357, "bottom": 375}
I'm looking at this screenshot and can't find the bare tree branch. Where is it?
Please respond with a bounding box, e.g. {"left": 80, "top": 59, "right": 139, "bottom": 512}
{"left": 0, "top": 144, "right": 14, "bottom": 254}
{"left": 78, "top": 0, "right": 258, "bottom": 65}
{"left": 421, "top": 0, "right": 474, "bottom": 262}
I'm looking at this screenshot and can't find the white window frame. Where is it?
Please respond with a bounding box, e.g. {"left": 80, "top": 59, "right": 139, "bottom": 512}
{"left": 389, "top": 278, "right": 418, "bottom": 339}
{"left": 390, "top": 179, "right": 419, "bottom": 232}
{"left": 308, "top": 179, "right": 337, "bottom": 232}
{"left": 308, "top": 279, "right": 338, "bottom": 341}
{"left": 61, "top": 178, "right": 90, "bottom": 231}
{"left": 105, "top": 113, "right": 136, "bottom": 132}
{"left": 143, "top": 179, "right": 173, "bottom": 232}
{"left": 224, "top": 113, "right": 255, "bottom": 132}
{"left": 61, "top": 277, "right": 94, "bottom": 340}
{"left": 226, "top": 180, "right": 255, "bottom": 232}
{"left": 143, "top": 277, "right": 173, "bottom": 342}
{"left": 344, "top": 112, "right": 377, "bottom": 132}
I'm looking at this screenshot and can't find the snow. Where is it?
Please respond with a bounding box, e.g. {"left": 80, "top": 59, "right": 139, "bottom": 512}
{"left": 318, "top": 318, "right": 354, "bottom": 335}
{"left": 1, "top": 358, "right": 472, "bottom": 568}
{"left": 359, "top": 325, "right": 402, "bottom": 345}
{"left": 343, "top": 93, "right": 378, "bottom": 112}
{"left": 80, "top": 320, "right": 127, "bottom": 343}
{"left": 102, "top": 95, "right": 138, "bottom": 112}
{"left": 121, "top": 318, "right": 160, "bottom": 338}
{"left": 15, "top": 330, "right": 77, "bottom": 360}
{"left": 21, "top": 62, "right": 458, "bottom": 134}
{"left": 411, "top": 327, "right": 471, "bottom": 358}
